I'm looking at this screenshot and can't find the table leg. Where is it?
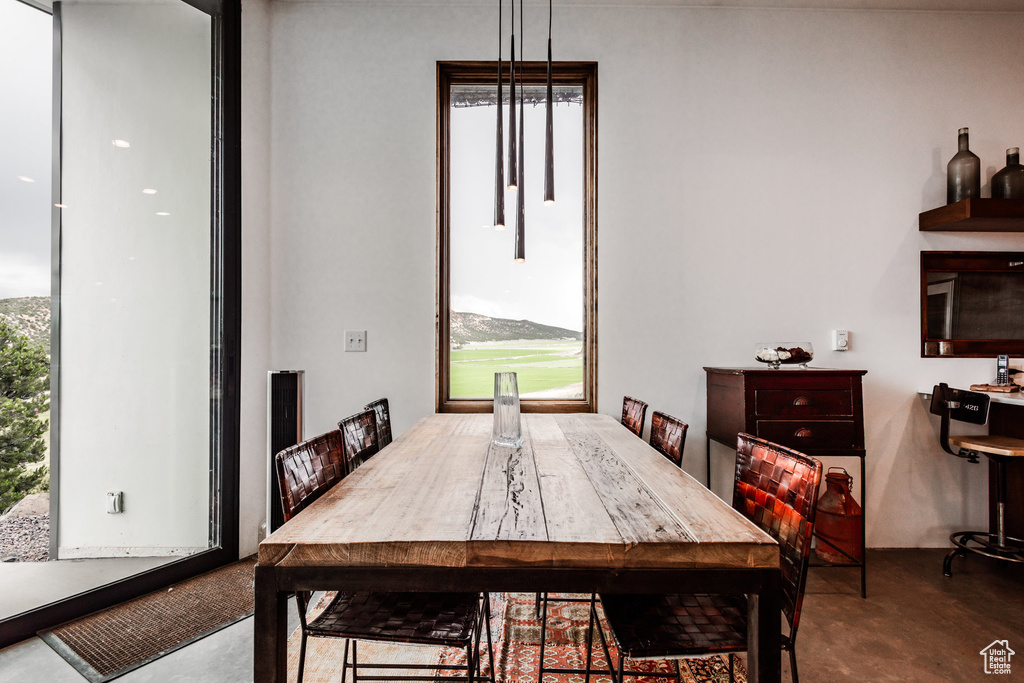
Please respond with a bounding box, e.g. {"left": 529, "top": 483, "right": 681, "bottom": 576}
{"left": 254, "top": 565, "right": 288, "bottom": 683}
{"left": 746, "top": 569, "right": 781, "bottom": 683}
{"left": 705, "top": 435, "right": 712, "bottom": 489}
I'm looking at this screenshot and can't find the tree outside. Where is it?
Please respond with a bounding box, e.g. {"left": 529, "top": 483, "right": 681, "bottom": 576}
{"left": 0, "top": 318, "right": 49, "bottom": 513}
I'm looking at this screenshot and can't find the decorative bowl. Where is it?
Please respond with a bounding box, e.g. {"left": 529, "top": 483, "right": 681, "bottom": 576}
{"left": 754, "top": 342, "right": 814, "bottom": 369}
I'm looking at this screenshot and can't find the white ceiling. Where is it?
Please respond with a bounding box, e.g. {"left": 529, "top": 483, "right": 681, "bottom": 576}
{"left": 270, "top": 0, "right": 1024, "bottom": 11}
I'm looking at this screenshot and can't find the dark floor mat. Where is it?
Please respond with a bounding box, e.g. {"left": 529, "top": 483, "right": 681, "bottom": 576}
{"left": 38, "top": 556, "right": 256, "bottom": 682}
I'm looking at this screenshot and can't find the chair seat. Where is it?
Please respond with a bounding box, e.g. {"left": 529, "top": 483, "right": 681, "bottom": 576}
{"left": 948, "top": 434, "right": 1024, "bottom": 458}
{"left": 307, "top": 591, "right": 482, "bottom": 647}
{"left": 599, "top": 593, "right": 752, "bottom": 659}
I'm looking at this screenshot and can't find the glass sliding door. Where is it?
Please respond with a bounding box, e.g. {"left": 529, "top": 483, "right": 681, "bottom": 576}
{"left": 0, "top": 0, "right": 239, "bottom": 646}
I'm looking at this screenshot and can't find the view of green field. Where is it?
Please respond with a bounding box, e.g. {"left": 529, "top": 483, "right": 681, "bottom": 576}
{"left": 451, "top": 339, "right": 583, "bottom": 399}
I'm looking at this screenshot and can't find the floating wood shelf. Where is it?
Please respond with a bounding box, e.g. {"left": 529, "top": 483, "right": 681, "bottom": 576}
{"left": 920, "top": 198, "right": 1024, "bottom": 232}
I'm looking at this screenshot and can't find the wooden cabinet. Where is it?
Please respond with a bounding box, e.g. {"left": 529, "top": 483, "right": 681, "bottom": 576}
{"left": 704, "top": 367, "right": 868, "bottom": 596}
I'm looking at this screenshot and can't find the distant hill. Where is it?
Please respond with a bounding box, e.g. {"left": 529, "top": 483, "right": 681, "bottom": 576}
{"left": 451, "top": 310, "right": 581, "bottom": 345}
{"left": 0, "top": 297, "right": 50, "bottom": 350}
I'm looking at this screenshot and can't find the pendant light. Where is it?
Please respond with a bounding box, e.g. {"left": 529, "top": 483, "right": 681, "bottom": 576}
{"left": 514, "top": 0, "right": 526, "bottom": 262}
{"left": 506, "top": 0, "right": 518, "bottom": 191}
{"left": 493, "top": 0, "right": 505, "bottom": 229}
{"left": 543, "top": 0, "right": 554, "bottom": 205}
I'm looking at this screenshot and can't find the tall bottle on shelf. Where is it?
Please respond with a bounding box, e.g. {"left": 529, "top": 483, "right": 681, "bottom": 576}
{"left": 992, "top": 147, "right": 1024, "bottom": 199}
{"left": 947, "top": 127, "right": 981, "bottom": 204}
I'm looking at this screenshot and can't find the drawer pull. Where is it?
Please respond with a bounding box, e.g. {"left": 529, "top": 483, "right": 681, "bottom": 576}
{"left": 794, "top": 428, "right": 813, "bottom": 438}
{"left": 792, "top": 396, "right": 812, "bottom": 407}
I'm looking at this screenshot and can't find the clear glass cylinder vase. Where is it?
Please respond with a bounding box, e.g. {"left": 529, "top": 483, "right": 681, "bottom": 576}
{"left": 492, "top": 372, "right": 522, "bottom": 448}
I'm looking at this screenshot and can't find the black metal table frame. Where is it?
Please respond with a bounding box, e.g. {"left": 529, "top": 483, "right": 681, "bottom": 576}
{"left": 707, "top": 435, "right": 867, "bottom": 599}
{"left": 254, "top": 565, "right": 782, "bottom": 683}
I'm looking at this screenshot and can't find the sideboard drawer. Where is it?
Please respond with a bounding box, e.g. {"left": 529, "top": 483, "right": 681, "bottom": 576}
{"left": 756, "top": 420, "right": 859, "bottom": 450}
{"left": 754, "top": 389, "right": 853, "bottom": 418}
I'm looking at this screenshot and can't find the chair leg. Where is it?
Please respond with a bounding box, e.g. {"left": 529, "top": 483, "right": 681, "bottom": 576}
{"left": 340, "top": 639, "right": 350, "bottom": 683}
{"left": 617, "top": 653, "right": 625, "bottom": 683}
{"left": 583, "top": 594, "right": 595, "bottom": 683}
{"left": 537, "top": 593, "right": 549, "bottom": 683}
{"left": 673, "top": 659, "right": 681, "bottom": 683}
{"left": 484, "top": 595, "right": 496, "bottom": 683}
{"left": 352, "top": 639, "right": 358, "bottom": 683}
{"left": 728, "top": 653, "right": 734, "bottom": 683}
{"left": 943, "top": 548, "right": 964, "bottom": 577}
{"left": 297, "top": 632, "right": 308, "bottom": 683}
{"left": 789, "top": 647, "right": 799, "bottom": 683}
{"left": 466, "top": 643, "right": 475, "bottom": 683}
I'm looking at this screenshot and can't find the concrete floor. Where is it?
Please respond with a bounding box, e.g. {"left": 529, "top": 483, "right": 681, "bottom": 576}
{"left": 0, "top": 549, "right": 1021, "bottom": 682}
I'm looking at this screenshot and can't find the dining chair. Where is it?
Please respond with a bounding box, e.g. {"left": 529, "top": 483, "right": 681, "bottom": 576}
{"left": 929, "top": 383, "right": 1024, "bottom": 577}
{"left": 592, "top": 433, "right": 823, "bottom": 683}
{"left": 338, "top": 408, "right": 380, "bottom": 474}
{"left": 364, "top": 397, "right": 393, "bottom": 449}
{"left": 621, "top": 396, "right": 648, "bottom": 438}
{"left": 649, "top": 411, "right": 688, "bottom": 467}
{"left": 276, "top": 432, "right": 495, "bottom": 683}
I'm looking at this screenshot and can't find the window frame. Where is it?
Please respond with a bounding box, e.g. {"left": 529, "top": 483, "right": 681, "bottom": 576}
{"left": 436, "top": 60, "right": 597, "bottom": 414}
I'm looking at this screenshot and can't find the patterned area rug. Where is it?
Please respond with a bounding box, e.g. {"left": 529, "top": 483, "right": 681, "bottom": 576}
{"left": 288, "top": 593, "right": 746, "bottom": 683}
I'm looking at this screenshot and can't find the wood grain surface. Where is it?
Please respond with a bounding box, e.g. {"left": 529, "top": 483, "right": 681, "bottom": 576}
{"left": 259, "top": 414, "right": 777, "bottom": 570}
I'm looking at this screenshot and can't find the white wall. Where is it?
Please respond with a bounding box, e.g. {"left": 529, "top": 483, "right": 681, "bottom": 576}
{"left": 60, "top": 3, "right": 212, "bottom": 556}
{"left": 247, "top": 3, "right": 1024, "bottom": 550}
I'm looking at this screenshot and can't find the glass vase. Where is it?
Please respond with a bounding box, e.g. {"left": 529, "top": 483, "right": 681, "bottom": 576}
{"left": 946, "top": 127, "right": 981, "bottom": 204}
{"left": 492, "top": 372, "right": 522, "bottom": 447}
{"left": 992, "top": 147, "right": 1024, "bottom": 199}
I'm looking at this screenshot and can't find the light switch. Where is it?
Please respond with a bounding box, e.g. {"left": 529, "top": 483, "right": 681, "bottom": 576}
{"left": 345, "top": 330, "right": 367, "bottom": 352}
{"left": 832, "top": 329, "right": 850, "bottom": 352}
{"left": 107, "top": 491, "right": 123, "bottom": 514}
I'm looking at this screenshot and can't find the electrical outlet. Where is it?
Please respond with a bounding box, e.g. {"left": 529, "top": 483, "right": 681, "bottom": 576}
{"left": 345, "top": 330, "right": 366, "bottom": 352}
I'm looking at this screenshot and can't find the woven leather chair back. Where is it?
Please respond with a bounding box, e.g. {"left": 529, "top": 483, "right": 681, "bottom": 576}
{"left": 275, "top": 430, "right": 346, "bottom": 522}
{"left": 621, "top": 396, "right": 648, "bottom": 438}
{"left": 733, "top": 433, "right": 822, "bottom": 636}
{"left": 649, "top": 411, "right": 688, "bottom": 466}
{"left": 339, "top": 408, "right": 379, "bottom": 473}
{"left": 365, "top": 398, "right": 393, "bottom": 449}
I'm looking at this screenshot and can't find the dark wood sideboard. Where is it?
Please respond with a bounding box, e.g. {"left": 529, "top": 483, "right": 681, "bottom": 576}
{"left": 988, "top": 397, "right": 1024, "bottom": 540}
{"left": 704, "top": 367, "right": 868, "bottom": 597}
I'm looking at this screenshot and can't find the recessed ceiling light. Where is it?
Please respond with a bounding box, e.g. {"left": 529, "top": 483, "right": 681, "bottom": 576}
{"left": 112, "top": 139, "right": 130, "bottom": 149}
{"left": 156, "top": 212, "right": 170, "bottom": 216}
{"left": 17, "top": 176, "right": 35, "bottom": 183}
{"left": 54, "top": 203, "right": 66, "bottom": 208}
{"left": 142, "top": 188, "right": 157, "bottom": 195}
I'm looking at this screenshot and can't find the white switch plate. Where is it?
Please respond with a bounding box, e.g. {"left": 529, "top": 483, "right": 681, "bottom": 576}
{"left": 831, "top": 329, "right": 849, "bottom": 352}
{"left": 107, "top": 491, "right": 123, "bottom": 514}
{"left": 345, "top": 330, "right": 366, "bottom": 352}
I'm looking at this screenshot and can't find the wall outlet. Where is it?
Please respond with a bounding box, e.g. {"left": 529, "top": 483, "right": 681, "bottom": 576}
{"left": 831, "top": 329, "right": 850, "bottom": 352}
{"left": 107, "top": 491, "right": 123, "bottom": 514}
{"left": 345, "top": 330, "right": 366, "bottom": 352}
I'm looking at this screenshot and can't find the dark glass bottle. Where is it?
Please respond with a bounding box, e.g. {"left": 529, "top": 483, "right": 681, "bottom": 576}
{"left": 947, "top": 127, "right": 981, "bottom": 204}
{"left": 991, "top": 147, "right": 1024, "bottom": 199}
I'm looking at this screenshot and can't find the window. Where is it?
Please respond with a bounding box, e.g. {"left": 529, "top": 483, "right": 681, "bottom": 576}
{"left": 437, "top": 61, "right": 597, "bottom": 413}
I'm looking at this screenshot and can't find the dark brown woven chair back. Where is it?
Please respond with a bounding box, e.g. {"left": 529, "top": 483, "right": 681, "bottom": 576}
{"left": 364, "top": 397, "right": 393, "bottom": 449}
{"left": 275, "top": 430, "right": 346, "bottom": 523}
{"left": 733, "top": 433, "right": 822, "bottom": 637}
{"left": 621, "top": 396, "right": 648, "bottom": 438}
{"left": 339, "top": 408, "right": 379, "bottom": 473}
{"left": 649, "top": 411, "right": 688, "bottom": 466}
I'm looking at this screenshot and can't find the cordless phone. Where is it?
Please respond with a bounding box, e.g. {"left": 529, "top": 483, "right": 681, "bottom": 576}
{"left": 996, "top": 355, "right": 1010, "bottom": 386}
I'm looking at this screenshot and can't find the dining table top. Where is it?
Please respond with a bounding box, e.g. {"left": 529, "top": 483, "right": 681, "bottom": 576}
{"left": 258, "top": 412, "right": 778, "bottom": 571}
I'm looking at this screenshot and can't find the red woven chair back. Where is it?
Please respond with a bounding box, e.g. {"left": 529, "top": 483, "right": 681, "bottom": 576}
{"left": 365, "top": 398, "right": 393, "bottom": 449}
{"left": 733, "top": 433, "right": 822, "bottom": 636}
{"left": 339, "top": 408, "right": 379, "bottom": 473}
{"left": 649, "top": 411, "right": 688, "bottom": 466}
{"left": 621, "top": 396, "right": 648, "bottom": 437}
{"left": 275, "top": 430, "right": 346, "bottom": 522}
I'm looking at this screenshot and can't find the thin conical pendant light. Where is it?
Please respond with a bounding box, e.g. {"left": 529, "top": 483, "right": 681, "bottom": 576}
{"left": 514, "top": 0, "right": 526, "bottom": 262}
{"left": 506, "top": 0, "right": 518, "bottom": 191}
{"left": 493, "top": 0, "right": 505, "bottom": 229}
{"left": 543, "top": 0, "right": 554, "bottom": 205}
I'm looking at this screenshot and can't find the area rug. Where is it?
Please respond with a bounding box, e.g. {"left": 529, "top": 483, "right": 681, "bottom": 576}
{"left": 287, "top": 593, "right": 746, "bottom": 683}
{"left": 39, "top": 556, "right": 257, "bottom": 682}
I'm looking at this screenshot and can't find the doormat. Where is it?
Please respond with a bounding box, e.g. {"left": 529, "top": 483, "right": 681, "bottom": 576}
{"left": 38, "top": 555, "right": 256, "bottom": 682}
{"left": 288, "top": 592, "right": 745, "bottom": 683}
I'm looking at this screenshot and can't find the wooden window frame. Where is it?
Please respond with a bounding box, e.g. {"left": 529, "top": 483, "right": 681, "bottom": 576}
{"left": 436, "top": 61, "right": 597, "bottom": 414}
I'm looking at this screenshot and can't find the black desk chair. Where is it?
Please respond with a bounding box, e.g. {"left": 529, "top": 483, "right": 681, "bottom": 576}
{"left": 929, "top": 383, "right": 1024, "bottom": 577}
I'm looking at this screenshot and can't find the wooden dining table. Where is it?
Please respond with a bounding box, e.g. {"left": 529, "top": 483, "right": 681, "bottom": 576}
{"left": 254, "top": 413, "right": 782, "bottom": 682}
